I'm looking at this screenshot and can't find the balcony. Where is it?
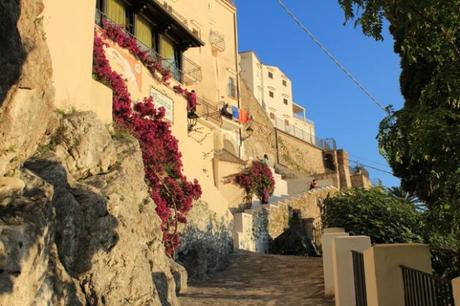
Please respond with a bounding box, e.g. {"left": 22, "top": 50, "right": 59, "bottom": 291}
{"left": 270, "top": 116, "right": 335, "bottom": 150}
{"left": 209, "top": 30, "right": 225, "bottom": 52}
{"left": 95, "top": 10, "right": 202, "bottom": 85}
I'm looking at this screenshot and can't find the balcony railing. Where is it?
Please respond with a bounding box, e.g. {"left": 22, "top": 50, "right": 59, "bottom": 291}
{"left": 195, "top": 97, "right": 221, "bottom": 125}
{"left": 209, "top": 30, "right": 225, "bottom": 52}
{"left": 271, "top": 117, "right": 336, "bottom": 150}
{"left": 95, "top": 9, "right": 201, "bottom": 85}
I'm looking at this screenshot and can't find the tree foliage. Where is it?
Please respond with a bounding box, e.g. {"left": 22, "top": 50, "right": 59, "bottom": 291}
{"left": 337, "top": 0, "right": 460, "bottom": 245}
{"left": 322, "top": 187, "right": 423, "bottom": 244}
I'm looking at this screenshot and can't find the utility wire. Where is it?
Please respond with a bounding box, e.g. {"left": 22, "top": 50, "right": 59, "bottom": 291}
{"left": 349, "top": 159, "right": 394, "bottom": 175}
{"left": 348, "top": 153, "right": 389, "bottom": 168}
{"left": 275, "top": 0, "right": 389, "bottom": 114}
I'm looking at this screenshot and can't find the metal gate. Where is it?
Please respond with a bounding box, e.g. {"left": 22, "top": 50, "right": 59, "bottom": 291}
{"left": 352, "top": 251, "right": 368, "bottom": 306}
{"left": 401, "top": 265, "right": 454, "bottom": 306}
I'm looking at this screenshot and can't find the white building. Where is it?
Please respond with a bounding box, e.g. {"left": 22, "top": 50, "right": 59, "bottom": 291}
{"left": 239, "top": 51, "right": 316, "bottom": 144}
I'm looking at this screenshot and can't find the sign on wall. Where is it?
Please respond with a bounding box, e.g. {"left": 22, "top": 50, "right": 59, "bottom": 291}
{"left": 150, "top": 88, "right": 174, "bottom": 123}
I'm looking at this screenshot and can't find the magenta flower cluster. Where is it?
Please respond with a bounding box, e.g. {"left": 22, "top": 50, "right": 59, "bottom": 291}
{"left": 93, "top": 31, "right": 201, "bottom": 257}
{"left": 101, "top": 19, "right": 172, "bottom": 84}
{"left": 235, "top": 161, "right": 275, "bottom": 204}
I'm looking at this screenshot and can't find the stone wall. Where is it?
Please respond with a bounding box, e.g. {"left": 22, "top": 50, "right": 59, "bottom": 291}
{"left": 239, "top": 76, "right": 277, "bottom": 164}
{"left": 233, "top": 186, "right": 339, "bottom": 253}
{"left": 277, "top": 130, "right": 327, "bottom": 175}
{"left": 177, "top": 200, "right": 233, "bottom": 281}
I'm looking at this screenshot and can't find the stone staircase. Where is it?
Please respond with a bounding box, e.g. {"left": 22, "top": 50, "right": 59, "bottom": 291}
{"left": 233, "top": 185, "right": 339, "bottom": 254}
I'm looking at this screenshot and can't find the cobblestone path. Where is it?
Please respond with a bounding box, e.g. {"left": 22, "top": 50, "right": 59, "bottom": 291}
{"left": 179, "top": 252, "right": 334, "bottom": 306}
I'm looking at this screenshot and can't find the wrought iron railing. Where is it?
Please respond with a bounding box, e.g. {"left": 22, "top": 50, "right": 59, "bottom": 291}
{"left": 195, "top": 97, "right": 221, "bottom": 125}
{"left": 401, "top": 265, "right": 455, "bottom": 306}
{"left": 209, "top": 30, "right": 225, "bottom": 51}
{"left": 270, "top": 117, "right": 336, "bottom": 150}
{"left": 352, "top": 251, "right": 368, "bottom": 306}
{"left": 95, "top": 9, "right": 201, "bottom": 85}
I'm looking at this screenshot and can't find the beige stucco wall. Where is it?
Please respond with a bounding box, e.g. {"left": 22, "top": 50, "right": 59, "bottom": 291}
{"left": 164, "top": 0, "right": 239, "bottom": 107}
{"left": 453, "top": 277, "right": 460, "bottom": 306}
{"left": 332, "top": 236, "right": 371, "bottom": 306}
{"left": 364, "top": 244, "right": 432, "bottom": 306}
{"left": 43, "top": 0, "right": 246, "bottom": 218}
{"left": 215, "top": 160, "right": 246, "bottom": 209}
{"left": 43, "top": 0, "right": 113, "bottom": 123}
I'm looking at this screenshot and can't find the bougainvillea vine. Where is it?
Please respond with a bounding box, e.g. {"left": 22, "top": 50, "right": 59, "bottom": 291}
{"left": 93, "top": 27, "right": 201, "bottom": 256}
{"left": 235, "top": 161, "right": 275, "bottom": 204}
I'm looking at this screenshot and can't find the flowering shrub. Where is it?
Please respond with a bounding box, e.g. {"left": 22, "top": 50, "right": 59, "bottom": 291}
{"left": 93, "top": 31, "right": 201, "bottom": 256}
{"left": 101, "top": 19, "right": 172, "bottom": 84}
{"left": 235, "top": 161, "right": 275, "bottom": 204}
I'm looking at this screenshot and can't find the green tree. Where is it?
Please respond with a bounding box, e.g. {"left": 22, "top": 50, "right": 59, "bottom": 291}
{"left": 322, "top": 187, "right": 423, "bottom": 244}
{"left": 337, "top": 0, "right": 460, "bottom": 266}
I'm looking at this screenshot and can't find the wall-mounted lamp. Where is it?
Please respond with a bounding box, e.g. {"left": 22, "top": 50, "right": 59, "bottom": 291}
{"left": 187, "top": 111, "right": 199, "bottom": 132}
{"left": 240, "top": 125, "right": 254, "bottom": 141}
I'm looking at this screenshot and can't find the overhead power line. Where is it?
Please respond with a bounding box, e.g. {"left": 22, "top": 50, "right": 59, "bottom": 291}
{"left": 349, "top": 159, "right": 394, "bottom": 175}
{"left": 275, "top": 0, "right": 389, "bottom": 114}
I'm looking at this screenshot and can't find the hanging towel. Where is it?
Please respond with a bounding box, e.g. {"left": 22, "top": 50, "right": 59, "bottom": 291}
{"left": 239, "top": 109, "right": 249, "bottom": 124}
{"left": 231, "top": 106, "right": 239, "bottom": 121}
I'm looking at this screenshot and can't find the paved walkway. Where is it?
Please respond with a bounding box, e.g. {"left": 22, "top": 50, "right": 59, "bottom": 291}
{"left": 179, "top": 252, "right": 334, "bottom": 306}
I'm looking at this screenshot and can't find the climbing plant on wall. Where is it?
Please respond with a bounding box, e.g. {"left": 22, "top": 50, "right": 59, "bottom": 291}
{"left": 93, "top": 26, "right": 201, "bottom": 256}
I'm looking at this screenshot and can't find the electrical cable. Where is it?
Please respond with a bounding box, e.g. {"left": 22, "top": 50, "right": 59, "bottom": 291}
{"left": 275, "top": 0, "right": 390, "bottom": 114}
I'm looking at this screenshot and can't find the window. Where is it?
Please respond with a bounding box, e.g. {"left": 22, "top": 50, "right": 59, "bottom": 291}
{"left": 283, "top": 98, "right": 288, "bottom": 105}
{"left": 285, "top": 119, "right": 290, "bottom": 126}
{"left": 268, "top": 72, "right": 273, "bottom": 79}
{"left": 282, "top": 79, "right": 287, "bottom": 86}
{"left": 270, "top": 113, "right": 275, "bottom": 119}
{"left": 135, "top": 15, "right": 154, "bottom": 49}
{"left": 227, "top": 77, "right": 236, "bottom": 98}
{"left": 269, "top": 91, "right": 274, "bottom": 98}
{"left": 106, "top": 0, "right": 127, "bottom": 27}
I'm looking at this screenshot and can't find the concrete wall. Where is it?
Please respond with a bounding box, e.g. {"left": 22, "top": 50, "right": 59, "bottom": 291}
{"left": 321, "top": 230, "right": 350, "bottom": 296}
{"left": 332, "top": 236, "right": 371, "bottom": 306}
{"left": 364, "top": 244, "right": 432, "bottom": 306}
{"left": 453, "top": 277, "right": 460, "bottom": 306}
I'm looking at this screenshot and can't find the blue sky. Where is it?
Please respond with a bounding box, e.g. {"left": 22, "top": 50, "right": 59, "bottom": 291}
{"left": 235, "top": 0, "right": 403, "bottom": 187}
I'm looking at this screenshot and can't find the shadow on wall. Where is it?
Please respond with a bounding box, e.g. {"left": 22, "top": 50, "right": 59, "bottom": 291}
{"left": 0, "top": 0, "right": 26, "bottom": 103}
{"left": 0, "top": 158, "right": 119, "bottom": 303}
{"left": 177, "top": 215, "right": 233, "bottom": 281}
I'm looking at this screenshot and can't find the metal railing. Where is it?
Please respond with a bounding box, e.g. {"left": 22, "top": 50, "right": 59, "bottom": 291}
{"left": 195, "top": 97, "right": 221, "bottom": 125}
{"left": 270, "top": 117, "right": 336, "bottom": 150}
{"left": 95, "top": 9, "right": 201, "bottom": 85}
{"left": 352, "top": 251, "right": 368, "bottom": 306}
{"left": 401, "top": 265, "right": 455, "bottom": 306}
{"left": 209, "top": 30, "right": 225, "bottom": 51}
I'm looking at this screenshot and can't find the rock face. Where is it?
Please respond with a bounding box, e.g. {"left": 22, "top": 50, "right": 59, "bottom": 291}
{"left": 0, "top": 112, "right": 183, "bottom": 305}
{"left": 0, "top": 0, "right": 55, "bottom": 176}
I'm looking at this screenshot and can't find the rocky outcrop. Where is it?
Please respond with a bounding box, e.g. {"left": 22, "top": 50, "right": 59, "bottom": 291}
{"left": 178, "top": 201, "right": 233, "bottom": 280}
{"left": 0, "top": 112, "right": 183, "bottom": 305}
{"left": 0, "top": 0, "right": 55, "bottom": 176}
